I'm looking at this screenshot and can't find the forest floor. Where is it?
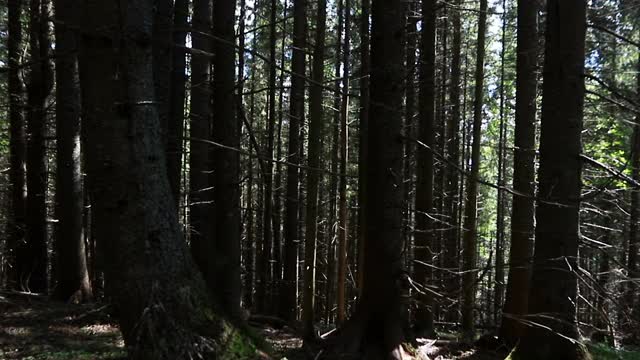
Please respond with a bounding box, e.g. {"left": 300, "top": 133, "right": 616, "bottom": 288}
{"left": 0, "top": 292, "right": 629, "bottom": 360}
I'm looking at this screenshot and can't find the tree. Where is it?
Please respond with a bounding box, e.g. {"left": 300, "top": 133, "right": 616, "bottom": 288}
{"left": 166, "top": 0, "right": 189, "bottom": 204}
{"left": 282, "top": 0, "right": 306, "bottom": 320}
{"left": 212, "top": 0, "right": 241, "bottom": 319}
{"left": 53, "top": 0, "right": 92, "bottom": 302}
{"left": 302, "top": 0, "right": 327, "bottom": 339}
{"left": 336, "top": 0, "right": 351, "bottom": 325}
{"left": 414, "top": 0, "right": 436, "bottom": 336}
{"left": 6, "top": 0, "right": 26, "bottom": 290}
{"left": 79, "top": 1, "right": 257, "bottom": 357}
{"left": 325, "top": 0, "right": 408, "bottom": 356}
{"left": 500, "top": 0, "right": 538, "bottom": 345}
{"left": 461, "top": 0, "right": 488, "bottom": 337}
{"left": 189, "top": 0, "right": 214, "bottom": 292}
{"left": 22, "top": 0, "right": 53, "bottom": 293}
{"left": 510, "top": 1, "right": 591, "bottom": 358}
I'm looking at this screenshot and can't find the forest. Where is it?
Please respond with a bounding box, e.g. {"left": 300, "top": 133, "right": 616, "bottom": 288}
{"left": 0, "top": 0, "right": 639, "bottom": 359}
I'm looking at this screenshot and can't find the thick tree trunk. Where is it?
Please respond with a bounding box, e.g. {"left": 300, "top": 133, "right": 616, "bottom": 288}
{"left": 336, "top": 0, "right": 351, "bottom": 325}
{"left": 166, "top": 0, "right": 189, "bottom": 204}
{"left": 324, "top": 0, "right": 408, "bottom": 356}
{"left": 282, "top": 0, "right": 306, "bottom": 321}
{"left": 22, "top": 0, "right": 53, "bottom": 293}
{"left": 153, "top": 0, "right": 172, "bottom": 151}
{"left": 53, "top": 0, "right": 92, "bottom": 302}
{"left": 511, "top": 1, "right": 590, "bottom": 359}
{"left": 212, "top": 0, "right": 241, "bottom": 319}
{"left": 414, "top": 0, "right": 436, "bottom": 336}
{"left": 189, "top": 0, "right": 214, "bottom": 293}
{"left": 461, "top": 0, "right": 487, "bottom": 337}
{"left": 302, "top": 0, "right": 327, "bottom": 339}
{"left": 6, "top": 0, "right": 26, "bottom": 290}
{"left": 79, "top": 2, "right": 257, "bottom": 358}
{"left": 500, "top": 0, "right": 538, "bottom": 345}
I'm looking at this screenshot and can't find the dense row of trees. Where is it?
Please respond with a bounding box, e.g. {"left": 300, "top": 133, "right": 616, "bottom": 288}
{"left": 0, "top": 0, "right": 639, "bottom": 358}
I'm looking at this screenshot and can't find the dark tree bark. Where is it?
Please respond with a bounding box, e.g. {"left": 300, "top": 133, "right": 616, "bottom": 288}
{"left": 324, "top": 0, "right": 408, "bottom": 356}
{"left": 356, "top": 0, "right": 370, "bottom": 295}
{"left": 166, "top": 0, "right": 189, "bottom": 204}
{"left": 511, "top": 1, "right": 590, "bottom": 359}
{"left": 258, "top": 0, "right": 278, "bottom": 314}
{"left": 302, "top": 0, "right": 327, "bottom": 339}
{"left": 625, "top": 51, "right": 640, "bottom": 325}
{"left": 443, "top": 0, "right": 462, "bottom": 320}
{"left": 53, "top": 0, "right": 92, "bottom": 302}
{"left": 6, "top": 0, "right": 27, "bottom": 290}
{"left": 22, "top": 0, "right": 53, "bottom": 293}
{"left": 500, "top": 0, "right": 538, "bottom": 345}
{"left": 189, "top": 0, "right": 214, "bottom": 292}
{"left": 414, "top": 0, "right": 436, "bottom": 336}
{"left": 79, "top": 1, "right": 257, "bottom": 358}
{"left": 461, "top": 0, "right": 487, "bottom": 337}
{"left": 493, "top": 0, "right": 508, "bottom": 325}
{"left": 212, "top": 0, "right": 241, "bottom": 319}
{"left": 153, "top": 0, "right": 172, "bottom": 150}
{"left": 336, "top": 0, "right": 350, "bottom": 325}
{"left": 282, "top": 0, "right": 306, "bottom": 321}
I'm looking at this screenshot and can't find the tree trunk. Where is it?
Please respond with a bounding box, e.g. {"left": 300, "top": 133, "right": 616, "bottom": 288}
{"left": 53, "top": 0, "right": 92, "bottom": 302}
{"left": 500, "top": 0, "right": 538, "bottom": 345}
{"left": 461, "top": 0, "right": 487, "bottom": 337}
{"left": 356, "top": 0, "right": 370, "bottom": 296}
{"left": 22, "top": 0, "right": 53, "bottom": 293}
{"left": 625, "top": 51, "right": 640, "bottom": 326}
{"left": 443, "top": 0, "right": 462, "bottom": 320}
{"left": 493, "top": 0, "right": 508, "bottom": 326}
{"left": 302, "top": 0, "right": 327, "bottom": 339}
{"left": 511, "top": 1, "right": 590, "bottom": 358}
{"left": 167, "top": 0, "right": 189, "bottom": 205}
{"left": 336, "top": 0, "right": 351, "bottom": 325}
{"left": 414, "top": 0, "right": 436, "bottom": 336}
{"left": 153, "top": 0, "right": 172, "bottom": 154}
{"left": 79, "top": 2, "right": 258, "bottom": 358}
{"left": 6, "top": 0, "right": 27, "bottom": 290}
{"left": 324, "top": 0, "right": 408, "bottom": 356}
{"left": 212, "top": 0, "right": 241, "bottom": 319}
{"left": 282, "top": 0, "right": 306, "bottom": 321}
{"left": 189, "top": 0, "right": 214, "bottom": 292}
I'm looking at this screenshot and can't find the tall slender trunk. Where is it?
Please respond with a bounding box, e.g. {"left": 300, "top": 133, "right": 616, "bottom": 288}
{"left": 356, "top": 0, "right": 370, "bottom": 296}
{"left": 23, "top": 0, "right": 53, "bottom": 293}
{"left": 414, "top": 0, "right": 436, "bottom": 335}
{"left": 493, "top": 0, "right": 508, "bottom": 325}
{"left": 302, "top": 0, "right": 327, "bottom": 337}
{"left": 512, "top": 1, "right": 589, "bottom": 358}
{"left": 189, "top": 0, "right": 214, "bottom": 292}
{"left": 153, "top": 0, "right": 173, "bottom": 152}
{"left": 6, "top": 0, "right": 26, "bottom": 290}
{"left": 626, "top": 51, "right": 640, "bottom": 322}
{"left": 461, "top": 0, "right": 488, "bottom": 337}
{"left": 444, "top": 0, "right": 462, "bottom": 320}
{"left": 282, "top": 0, "right": 306, "bottom": 320}
{"left": 500, "top": 0, "right": 538, "bottom": 345}
{"left": 336, "top": 0, "right": 351, "bottom": 325}
{"left": 212, "top": 0, "right": 241, "bottom": 319}
{"left": 167, "top": 0, "right": 189, "bottom": 204}
{"left": 53, "top": 0, "right": 92, "bottom": 302}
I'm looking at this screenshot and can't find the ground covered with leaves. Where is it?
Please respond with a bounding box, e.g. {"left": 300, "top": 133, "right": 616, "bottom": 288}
{"left": 1, "top": 293, "right": 636, "bottom": 360}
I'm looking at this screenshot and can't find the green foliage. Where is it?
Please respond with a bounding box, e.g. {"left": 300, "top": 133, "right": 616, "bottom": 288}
{"left": 588, "top": 343, "right": 640, "bottom": 360}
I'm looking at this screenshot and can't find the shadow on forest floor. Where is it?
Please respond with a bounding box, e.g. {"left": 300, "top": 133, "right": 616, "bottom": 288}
{"left": 0, "top": 291, "right": 125, "bottom": 359}
{"left": 0, "top": 294, "right": 525, "bottom": 360}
